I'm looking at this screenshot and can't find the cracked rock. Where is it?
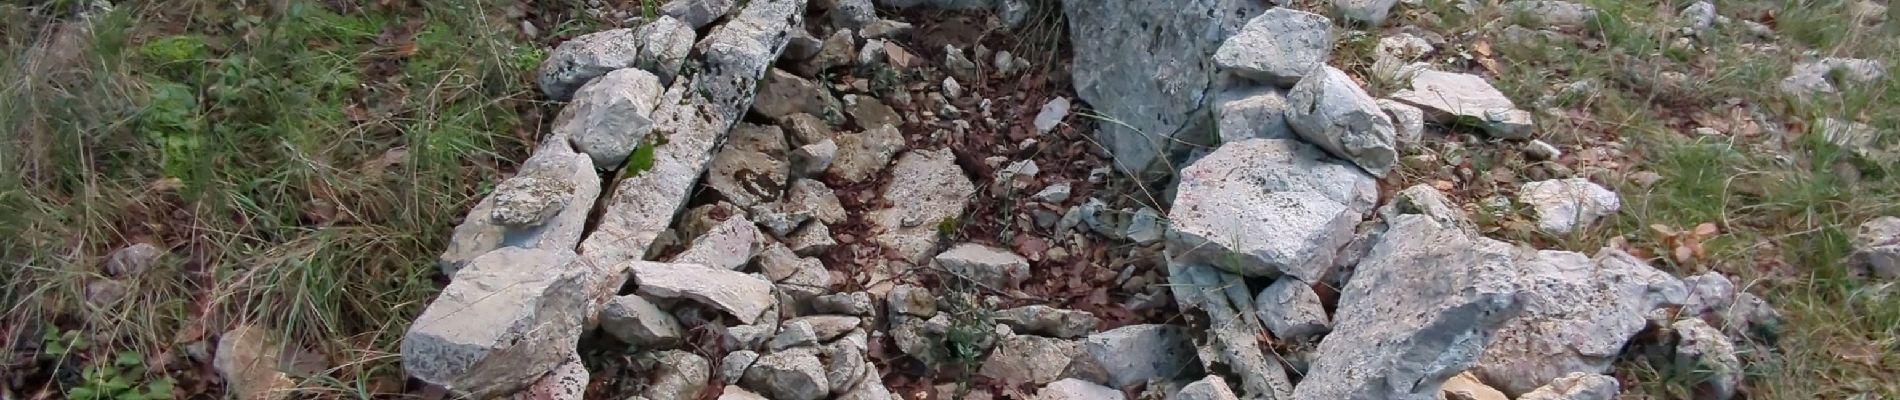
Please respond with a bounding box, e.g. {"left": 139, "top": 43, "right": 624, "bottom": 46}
{"left": 599, "top": 295, "right": 685, "bottom": 348}
{"left": 741, "top": 349, "right": 830, "bottom": 400}
{"left": 980, "top": 332, "right": 1083, "bottom": 385}
{"left": 1287, "top": 66, "right": 1400, "bottom": 176}
{"left": 1214, "top": 8, "right": 1333, "bottom": 87}
{"left": 1852, "top": 216, "right": 1900, "bottom": 279}
{"left": 868, "top": 149, "right": 976, "bottom": 263}
{"left": 662, "top": 0, "right": 737, "bottom": 28}
{"left": 934, "top": 243, "right": 1031, "bottom": 290}
{"left": 1474, "top": 249, "right": 1688, "bottom": 395}
{"left": 1036, "top": 378, "right": 1126, "bottom": 400}
{"left": 992, "top": 305, "right": 1098, "bottom": 338}
{"left": 753, "top": 69, "right": 839, "bottom": 122}
{"left": 1166, "top": 139, "right": 1377, "bottom": 282}
{"left": 1517, "top": 372, "right": 1618, "bottom": 400}
{"left": 706, "top": 123, "right": 791, "bottom": 208}
{"left": 1390, "top": 68, "right": 1535, "bottom": 139}
{"left": 1518, "top": 178, "right": 1620, "bottom": 235}
{"left": 630, "top": 261, "right": 776, "bottom": 324}
{"left": 403, "top": 248, "right": 587, "bottom": 398}
{"left": 1332, "top": 0, "right": 1400, "bottom": 24}
{"left": 827, "top": 124, "right": 906, "bottom": 183}
{"left": 635, "top": 17, "right": 695, "bottom": 84}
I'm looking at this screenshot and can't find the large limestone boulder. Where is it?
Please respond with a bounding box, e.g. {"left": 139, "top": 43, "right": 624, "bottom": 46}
{"left": 1166, "top": 138, "right": 1377, "bottom": 282}
{"left": 439, "top": 148, "right": 598, "bottom": 277}
{"left": 1286, "top": 66, "right": 1399, "bottom": 176}
{"left": 1214, "top": 8, "right": 1334, "bottom": 87}
{"left": 403, "top": 248, "right": 588, "bottom": 398}
{"left": 556, "top": 68, "right": 666, "bottom": 168}
{"left": 1474, "top": 249, "right": 1688, "bottom": 395}
{"left": 868, "top": 149, "right": 976, "bottom": 263}
{"left": 1293, "top": 215, "right": 1527, "bottom": 400}
{"left": 1063, "top": 0, "right": 1262, "bottom": 176}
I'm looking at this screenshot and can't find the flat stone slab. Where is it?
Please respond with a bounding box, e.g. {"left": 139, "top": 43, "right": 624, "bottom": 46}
{"left": 629, "top": 261, "right": 776, "bottom": 323}
{"left": 1166, "top": 138, "right": 1376, "bottom": 282}
{"left": 403, "top": 248, "right": 588, "bottom": 398}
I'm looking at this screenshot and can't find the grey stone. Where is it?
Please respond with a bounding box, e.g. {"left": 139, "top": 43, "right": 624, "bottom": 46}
{"left": 1780, "top": 58, "right": 1885, "bottom": 98}
{"left": 814, "top": 292, "right": 876, "bottom": 316}
{"left": 1505, "top": 1, "right": 1599, "bottom": 30}
{"left": 886, "top": 284, "right": 938, "bottom": 318}
{"left": 1475, "top": 249, "right": 1688, "bottom": 395}
{"left": 630, "top": 261, "right": 777, "bottom": 323}
{"left": 537, "top": 28, "right": 641, "bottom": 100}
{"left": 1077, "top": 324, "right": 1198, "bottom": 389}
{"left": 1166, "top": 139, "right": 1377, "bottom": 281}
{"left": 719, "top": 385, "right": 771, "bottom": 400}
{"left": 783, "top": 28, "right": 823, "bottom": 61}
{"left": 1036, "top": 378, "right": 1126, "bottom": 400}
{"left": 877, "top": 0, "right": 991, "bottom": 9}
{"left": 1516, "top": 372, "right": 1618, "bottom": 400}
{"left": 578, "top": 0, "right": 807, "bottom": 315}
{"left": 1214, "top": 8, "right": 1333, "bottom": 87}
{"left": 859, "top": 19, "right": 913, "bottom": 40}
{"left": 1035, "top": 97, "right": 1071, "bottom": 133}
{"left": 833, "top": 367, "right": 894, "bottom": 399}
{"left": 670, "top": 215, "right": 764, "bottom": 270}
{"left": 868, "top": 149, "right": 977, "bottom": 263}
{"left": 827, "top": 124, "right": 907, "bottom": 183}
{"left": 722, "top": 350, "right": 761, "bottom": 384}
{"left": 642, "top": 350, "right": 711, "bottom": 400}
{"left": 1165, "top": 262, "right": 1294, "bottom": 399}
{"left": 600, "top": 295, "right": 685, "bottom": 348}
{"left": 993, "top": 305, "right": 1098, "bottom": 339}
{"left": 935, "top": 243, "right": 1031, "bottom": 290}
{"left": 1293, "top": 215, "right": 1527, "bottom": 400}
{"left": 215, "top": 325, "right": 295, "bottom": 400}
{"left": 782, "top": 113, "right": 837, "bottom": 146}
{"left": 981, "top": 332, "right": 1083, "bottom": 385}
{"left": 1332, "top": 0, "right": 1401, "bottom": 24}
{"left": 1288, "top": 66, "right": 1400, "bottom": 176}
{"left": 403, "top": 249, "right": 587, "bottom": 398}
{"left": 706, "top": 123, "right": 791, "bottom": 208}
{"left": 515, "top": 354, "right": 587, "bottom": 400}
{"left": 1176, "top": 375, "right": 1240, "bottom": 400}
{"left": 1852, "top": 216, "right": 1900, "bottom": 279}
{"left": 1256, "top": 278, "right": 1330, "bottom": 342}
{"left": 636, "top": 17, "right": 696, "bottom": 84}
{"left": 1390, "top": 68, "right": 1534, "bottom": 139}
{"left": 1524, "top": 139, "right": 1562, "bottom": 160}
{"left": 757, "top": 242, "right": 831, "bottom": 304}
{"left": 1518, "top": 178, "right": 1620, "bottom": 235}
{"left": 832, "top": 0, "right": 876, "bottom": 29}
{"left": 743, "top": 349, "right": 831, "bottom": 400}
{"left": 810, "top": 29, "right": 857, "bottom": 72}
{"left": 844, "top": 97, "right": 901, "bottom": 129}
{"left": 770, "top": 320, "right": 821, "bottom": 350}
{"left": 104, "top": 243, "right": 162, "bottom": 277}
{"left": 753, "top": 69, "right": 838, "bottom": 122}
{"left": 784, "top": 179, "right": 847, "bottom": 225}
{"left": 1819, "top": 118, "right": 1887, "bottom": 160}
{"left": 1065, "top": 0, "right": 1261, "bottom": 175}
{"left": 1125, "top": 207, "right": 1164, "bottom": 244}
{"left": 789, "top": 315, "right": 861, "bottom": 341}
{"left": 1375, "top": 33, "right": 1435, "bottom": 62}
{"left": 1215, "top": 84, "right": 1296, "bottom": 143}
{"left": 787, "top": 221, "right": 837, "bottom": 256}
{"left": 440, "top": 149, "right": 598, "bottom": 276}
{"left": 1441, "top": 372, "right": 1508, "bottom": 400}
{"left": 1681, "top": 1, "right": 1716, "bottom": 30}
{"left": 1034, "top": 183, "right": 1072, "bottom": 203}
{"left": 823, "top": 342, "right": 870, "bottom": 394}
{"left": 1672, "top": 318, "right": 1741, "bottom": 399}
{"left": 662, "top": 0, "right": 738, "bottom": 28}
{"left": 792, "top": 138, "right": 839, "bottom": 177}
{"left": 1377, "top": 99, "right": 1425, "bottom": 145}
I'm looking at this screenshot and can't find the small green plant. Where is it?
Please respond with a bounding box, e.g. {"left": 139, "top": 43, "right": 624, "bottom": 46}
{"left": 936, "top": 216, "right": 961, "bottom": 237}
{"left": 41, "top": 329, "right": 175, "bottom": 400}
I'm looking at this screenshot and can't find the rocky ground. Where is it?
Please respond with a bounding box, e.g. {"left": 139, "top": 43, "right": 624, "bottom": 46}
{"left": 9, "top": 0, "right": 1900, "bottom": 399}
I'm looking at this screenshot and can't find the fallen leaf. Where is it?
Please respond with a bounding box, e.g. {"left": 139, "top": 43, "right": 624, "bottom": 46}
{"left": 1694, "top": 222, "right": 1719, "bottom": 236}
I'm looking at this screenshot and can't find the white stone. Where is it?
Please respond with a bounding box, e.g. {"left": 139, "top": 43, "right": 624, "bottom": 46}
{"left": 1256, "top": 278, "right": 1330, "bottom": 342}
{"left": 935, "top": 243, "right": 1031, "bottom": 290}
{"left": 440, "top": 149, "right": 598, "bottom": 276}
{"left": 1287, "top": 66, "right": 1400, "bottom": 176}
{"left": 1034, "top": 97, "right": 1071, "bottom": 133}
{"left": 741, "top": 349, "right": 830, "bottom": 400}
{"left": 1853, "top": 216, "right": 1900, "bottom": 279}
{"left": 868, "top": 149, "right": 977, "bottom": 263}
{"left": 1474, "top": 249, "right": 1688, "bottom": 395}
{"left": 827, "top": 124, "right": 906, "bottom": 183}
{"left": 992, "top": 305, "right": 1099, "bottom": 338}
{"left": 1391, "top": 68, "right": 1534, "bottom": 139}
{"left": 670, "top": 215, "right": 763, "bottom": 270}
{"left": 1166, "top": 139, "right": 1377, "bottom": 281}
{"left": 1036, "top": 378, "right": 1126, "bottom": 400}
{"left": 599, "top": 295, "right": 684, "bottom": 347}
{"left": 537, "top": 29, "right": 641, "bottom": 100}
{"left": 1672, "top": 318, "right": 1741, "bottom": 399}
{"left": 706, "top": 123, "right": 791, "bottom": 208}
{"left": 1215, "top": 84, "right": 1296, "bottom": 143}
{"left": 403, "top": 249, "right": 588, "bottom": 398}
{"left": 1517, "top": 372, "right": 1619, "bottom": 400}
{"left": 1377, "top": 98, "right": 1425, "bottom": 144}
{"left": 630, "top": 261, "right": 776, "bottom": 323}
{"left": 1518, "top": 178, "right": 1620, "bottom": 235}
{"left": 1214, "top": 8, "right": 1333, "bottom": 87}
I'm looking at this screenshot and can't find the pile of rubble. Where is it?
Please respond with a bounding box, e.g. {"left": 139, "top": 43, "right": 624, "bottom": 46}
{"left": 392, "top": 0, "right": 1796, "bottom": 399}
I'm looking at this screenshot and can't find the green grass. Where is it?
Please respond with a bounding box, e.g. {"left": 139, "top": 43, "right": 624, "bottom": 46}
{"left": 1, "top": 0, "right": 552, "bottom": 396}
{"left": 1396, "top": 0, "right": 1900, "bottom": 397}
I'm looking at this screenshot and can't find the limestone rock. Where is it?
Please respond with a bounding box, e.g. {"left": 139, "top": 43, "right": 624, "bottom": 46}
{"left": 1475, "top": 249, "right": 1688, "bottom": 395}
{"left": 789, "top": 315, "right": 861, "bottom": 341}
{"left": 1505, "top": 1, "right": 1600, "bottom": 30}
{"left": 1518, "top": 178, "right": 1620, "bottom": 235}
{"left": 403, "top": 249, "right": 588, "bottom": 398}
{"left": 706, "top": 123, "right": 791, "bottom": 208}
{"left": 1215, "top": 84, "right": 1295, "bottom": 143}
{"left": 1036, "top": 378, "right": 1126, "bottom": 400}
{"left": 1377, "top": 99, "right": 1425, "bottom": 145}
{"left": 827, "top": 124, "right": 906, "bottom": 183}
{"left": 844, "top": 97, "right": 901, "bottom": 129}
{"left": 1165, "top": 262, "right": 1294, "bottom": 399}
{"left": 758, "top": 242, "right": 831, "bottom": 303}
{"left": 1390, "top": 69, "right": 1534, "bottom": 139}
{"left": 104, "top": 242, "right": 162, "bottom": 277}
{"left": 537, "top": 29, "right": 641, "bottom": 100}
{"left": 722, "top": 350, "right": 761, "bottom": 384}
{"left": 1166, "top": 139, "right": 1377, "bottom": 281}
{"left": 1672, "top": 318, "right": 1742, "bottom": 399}
{"left": 440, "top": 149, "right": 598, "bottom": 276}
{"left": 1442, "top": 372, "right": 1507, "bottom": 400}
{"left": 1256, "top": 278, "right": 1330, "bottom": 342}
{"left": 822, "top": 342, "right": 870, "bottom": 394}
{"left": 1516, "top": 373, "right": 1618, "bottom": 400}
{"left": 770, "top": 320, "right": 821, "bottom": 351}
{"left": 1035, "top": 97, "right": 1071, "bottom": 133}
{"left": 642, "top": 351, "right": 711, "bottom": 400}
{"left": 635, "top": 17, "right": 696, "bottom": 84}
{"left": 1065, "top": 0, "right": 1262, "bottom": 175}
{"left": 814, "top": 292, "right": 876, "bottom": 316}
{"left": 1852, "top": 216, "right": 1900, "bottom": 279}
{"left": 670, "top": 215, "right": 764, "bottom": 270}
{"left": 1332, "top": 0, "right": 1401, "bottom": 24}
{"left": 791, "top": 139, "right": 838, "bottom": 177}
{"left": 1287, "top": 66, "right": 1400, "bottom": 176}
{"left": 934, "top": 243, "right": 1031, "bottom": 290}
{"left": 1780, "top": 58, "right": 1886, "bottom": 98}
{"left": 662, "top": 0, "right": 737, "bottom": 28}
{"left": 980, "top": 333, "right": 1083, "bottom": 385}
{"left": 630, "top": 261, "right": 776, "bottom": 323}
{"left": 784, "top": 179, "right": 847, "bottom": 225}
{"left": 1077, "top": 324, "right": 1198, "bottom": 389}
{"left": 741, "top": 349, "right": 830, "bottom": 400}
{"left": 810, "top": 29, "right": 858, "bottom": 72}
{"left": 753, "top": 69, "right": 839, "bottom": 122}
{"left": 513, "top": 354, "right": 587, "bottom": 400}
{"left": 868, "top": 149, "right": 977, "bottom": 263}
{"left": 787, "top": 221, "right": 837, "bottom": 256}
{"left": 886, "top": 285, "right": 938, "bottom": 318}
{"left": 600, "top": 295, "right": 685, "bottom": 348}
{"left": 719, "top": 386, "right": 771, "bottom": 400}
{"left": 1214, "top": 8, "right": 1334, "bottom": 87}
{"left": 1293, "top": 215, "right": 1526, "bottom": 400}
{"left": 1176, "top": 375, "right": 1240, "bottom": 400}
{"left": 992, "top": 305, "right": 1099, "bottom": 338}
{"left": 832, "top": 0, "right": 876, "bottom": 29}
{"left": 214, "top": 325, "right": 296, "bottom": 400}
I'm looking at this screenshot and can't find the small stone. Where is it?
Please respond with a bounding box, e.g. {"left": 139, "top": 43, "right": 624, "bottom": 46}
{"left": 1255, "top": 279, "right": 1330, "bottom": 342}
{"left": 998, "top": 160, "right": 1040, "bottom": 189}
{"left": 1476, "top": 249, "right": 1688, "bottom": 395}
{"left": 721, "top": 350, "right": 761, "bottom": 384}
{"left": 1517, "top": 373, "right": 1619, "bottom": 400}
{"left": 943, "top": 45, "right": 980, "bottom": 82}
{"left": 660, "top": 0, "right": 736, "bottom": 29}
{"left": 810, "top": 29, "right": 857, "bottom": 72}
{"left": 860, "top": 19, "right": 913, "bottom": 40}
{"left": 786, "top": 222, "right": 837, "bottom": 257}
{"left": 1375, "top": 33, "right": 1435, "bottom": 62}
{"left": 770, "top": 320, "right": 821, "bottom": 351}
{"left": 1033, "top": 183, "right": 1073, "bottom": 203}
{"left": 706, "top": 123, "right": 791, "bottom": 208}
{"left": 1213, "top": 8, "right": 1333, "bottom": 87}
{"left": 886, "top": 285, "right": 938, "bottom": 318}
{"left": 1176, "top": 375, "right": 1240, "bottom": 400}
{"left": 1391, "top": 68, "right": 1535, "bottom": 139}
{"left": 980, "top": 333, "right": 1084, "bottom": 385}
{"left": 831, "top": 0, "right": 876, "bottom": 29}
{"left": 823, "top": 342, "right": 870, "bottom": 394}
{"left": 670, "top": 214, "right": 764, "bottom": 270}
{"left": 1124, "top": 207, "right": 1164, "bottom": 244}
{"left": 1035, "top": 378, "right": 1126, "bottom": 400}
{"left": 1505, "top": 1, "right": 1600, "bottom": 30}
{"left": 1672, "top": 318, "right": 1742, "bottom": 399}
{"left": 992, "top": 305, "right": 1099, "bottom": 338}
{"left": 1076, "top": 324, "right": 1198, "bottom": 389}
{"left": 1680, "top": 1, "right": 1716, "bottom": 31}
{"left": 1518, "top": 178, "right": 1620, "bottom": 235}
{"left": 719, "top": 385, "right": 771, "bottom": 400}
{"left": 1852, "top": 216, "right": 1900, "bottom": 279}
{"left": 215, "top": 325, "right": 296, "bottom": 400}
{"left": 1377, "top": 99, "right": 1425, "bottom": 145}
{"left": 642, "top": 351, "right": 711, "bottom": 400}
{"left": 1442, "top": 372, "right": 1508, "bottom": 400}
{"left": 741, "top": 350, "right": 829, "bottom": 400}
{"left": 404, "top": 249, "right": 586, "bottom": 398}
{"left": 813, "top": 292, "right": 876, "bottom": 316}
{"left": 753, "top": 69, "right": 838, "bottom": 122}
{"left": 1331, "top": 0, "right": 1400, "bottom": 24}
{"left": 104, "top": 243, "right": 162, "bottom": 276}
{"left": 942, "top": 77, "right": 964, "bottom": 99}
{"left": 789, "top": 315, "right": 861, "bottom": 341}
{"left": 84, "top": 279, "right": 129, "bottom": 309}
{"left": 537, "top": 29, "right": 641, "bottom": 100}
{"left": 1287, "top": 66, "right": 1400, "bottom": 176}
{"left": 599, "top": 295, "right": 684, "bottom": 348}
{"left": 867, "top": 149, "right": 977, "bottom": 263}
{"left": 935, "top": 243, "right": 1032, "bottom": 290}
{"left": 635, "top": 17, "right": 696, "bottom": 84}
{"left": 516, "top": 354, "right": 587, "bottom": 400}
{"left": 1166, "top": 139, "right": 1377, "bottom": 281}
{"left": 1524, "top": 139, "right": 1562, "bottom": 160}
{"left": 488, "top": 174, "right": 579, "bottom": 228}
{"left": 1780, "top": 58, "right": 1886, "bottom": 98}
{"left": 1034, "top": 97, "right": 1071, "bottom": 133}
{"left": 790, "top": 138, "right": 839, "bottom": 178}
